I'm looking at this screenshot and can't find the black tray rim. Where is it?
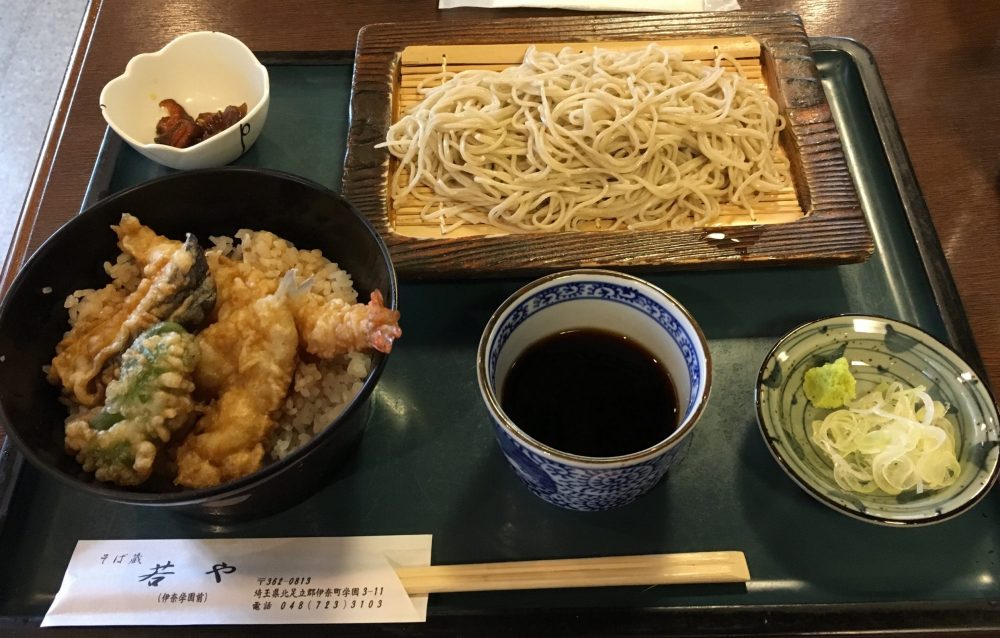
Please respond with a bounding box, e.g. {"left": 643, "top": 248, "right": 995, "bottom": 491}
{"left": 2, "top": 599, "right": 999, "bottom": 636}
{"left": 0, "top": 36, "right": 997, "bottom": 636}
{"left": 808, "top": 37, "right": 986, "bottom": 380}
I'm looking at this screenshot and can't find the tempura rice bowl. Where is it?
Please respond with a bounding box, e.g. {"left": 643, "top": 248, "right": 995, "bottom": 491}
{"left": 0, "top": 168, "right": 397, "bottom": 519}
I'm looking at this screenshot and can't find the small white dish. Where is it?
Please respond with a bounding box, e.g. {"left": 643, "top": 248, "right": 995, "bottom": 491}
{"left": 100, "top": 31, "right": 269, "bottom": 170}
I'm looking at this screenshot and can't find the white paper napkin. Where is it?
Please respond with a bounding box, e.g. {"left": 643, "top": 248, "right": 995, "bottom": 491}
{"left": 439, "top": 0, "right": 739, "bottom": 12}
{"left": 43, "top": 536, "right": 433, "bottom": 627}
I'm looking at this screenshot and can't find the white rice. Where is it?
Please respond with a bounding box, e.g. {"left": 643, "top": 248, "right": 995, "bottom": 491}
{"left": 269, "top": 352, "right": 371, "bottom": 460}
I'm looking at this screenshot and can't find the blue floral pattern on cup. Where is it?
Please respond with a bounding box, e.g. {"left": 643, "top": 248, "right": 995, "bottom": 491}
{"left": 493, "top": 423, "right": 688, "bottom": 511}
{"left": 480, "top": 273, "right": 709, "bottom": 511}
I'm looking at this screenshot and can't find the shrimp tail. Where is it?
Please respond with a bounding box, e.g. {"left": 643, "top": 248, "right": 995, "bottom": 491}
{"left": 367, "top": 290, "right": 401, "bottom": 354}
{"left": 275, "top": 269, "right": 314, "bottom": 301}
{"left": 293, "top": 287, "right": 401, "bottom": 358}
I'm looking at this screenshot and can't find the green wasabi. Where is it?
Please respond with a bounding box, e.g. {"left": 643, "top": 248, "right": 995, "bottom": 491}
{"left": 803, "top": 357, "right": 856, "bottom": 409}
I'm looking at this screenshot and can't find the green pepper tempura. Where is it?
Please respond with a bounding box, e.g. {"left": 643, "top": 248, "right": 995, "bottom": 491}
{"left": 64, "top": 322, "right": 199, "bottom": 486}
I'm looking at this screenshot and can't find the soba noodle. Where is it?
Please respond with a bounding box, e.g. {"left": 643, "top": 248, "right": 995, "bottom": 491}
{"left": 379, "top": 44, "right": 791, "bottom": 233}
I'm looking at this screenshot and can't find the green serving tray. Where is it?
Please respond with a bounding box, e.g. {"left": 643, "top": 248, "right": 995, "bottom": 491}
{"left": 0, "top": 38, "right": 996, "bottom": 636}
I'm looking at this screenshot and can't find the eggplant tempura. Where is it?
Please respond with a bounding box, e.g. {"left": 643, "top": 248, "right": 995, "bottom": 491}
{"left": 49, "top": 214, "right": 216, "bottom": 406}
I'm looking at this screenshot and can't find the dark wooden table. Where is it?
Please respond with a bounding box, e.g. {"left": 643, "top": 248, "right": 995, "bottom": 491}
{"left": 1, "top": 2, "right": 998, "bottom": 635}
{"left": 7, "top": 0, "right": 1000, "bottom": 351}
{"left": 3, "top": 1, "right": 999, "bottom": 434}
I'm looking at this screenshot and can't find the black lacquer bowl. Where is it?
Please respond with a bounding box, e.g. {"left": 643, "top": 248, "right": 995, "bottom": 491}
{"left": 0, "top": 168, "right": 397, "bottom": 519}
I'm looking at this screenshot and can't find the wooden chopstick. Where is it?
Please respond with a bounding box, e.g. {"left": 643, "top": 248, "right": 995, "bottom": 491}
{"left": 395, "top": 551, "right": 749, "bottom": 595}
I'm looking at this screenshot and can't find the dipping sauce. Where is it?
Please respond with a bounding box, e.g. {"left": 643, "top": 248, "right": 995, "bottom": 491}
{"left": 500, "top": 328, "right": 679, "bottom": 457}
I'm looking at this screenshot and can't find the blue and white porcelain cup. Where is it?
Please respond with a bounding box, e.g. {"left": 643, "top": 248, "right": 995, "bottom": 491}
{"left": 477, "top": 269, "right": 712, "bottom": 511}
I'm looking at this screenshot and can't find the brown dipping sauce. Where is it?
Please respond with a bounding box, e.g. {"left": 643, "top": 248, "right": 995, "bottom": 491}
{"left": 500, "top": 328, "right": 679, "bottom": 457}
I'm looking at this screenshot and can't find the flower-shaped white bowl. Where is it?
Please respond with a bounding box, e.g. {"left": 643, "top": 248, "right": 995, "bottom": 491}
{"left": 756, "top": 315, "right": 1000, "bottom": 526}
{"left": 100, "top": 32, "right": 269, "bottom": 170}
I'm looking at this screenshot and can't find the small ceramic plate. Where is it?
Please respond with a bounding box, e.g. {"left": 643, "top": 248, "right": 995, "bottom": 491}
{"left": 756, "top": 314, "right": 1000, "bottom": 526}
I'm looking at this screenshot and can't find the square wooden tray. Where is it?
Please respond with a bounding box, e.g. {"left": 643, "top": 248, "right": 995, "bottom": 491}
{"left": 343, "top": 13, "right": 873, "bottom": 278}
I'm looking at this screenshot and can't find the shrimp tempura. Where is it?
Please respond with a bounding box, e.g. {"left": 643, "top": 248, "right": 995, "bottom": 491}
{"left": 293, "top": 289, "right": 401, "bottom": 357}
{"left": 174, "top": 273, "right": 299, "bottom": 488}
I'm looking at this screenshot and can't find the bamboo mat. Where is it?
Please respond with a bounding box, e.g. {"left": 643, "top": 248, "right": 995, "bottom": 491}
{"left": 390, "top": 37, "right": 805, "bottom": 239}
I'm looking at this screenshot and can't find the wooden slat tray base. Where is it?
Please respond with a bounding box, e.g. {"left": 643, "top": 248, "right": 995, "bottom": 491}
{"left": 392, "top": 37, "right": 805, "bottom": 238}
{"left": 344, "top": 13, "right": 873, "bottom": 278}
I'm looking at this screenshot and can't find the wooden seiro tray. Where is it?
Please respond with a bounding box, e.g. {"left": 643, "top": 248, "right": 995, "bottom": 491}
{"left": 344, "top": 13, "right": 873, "bottom": 278}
